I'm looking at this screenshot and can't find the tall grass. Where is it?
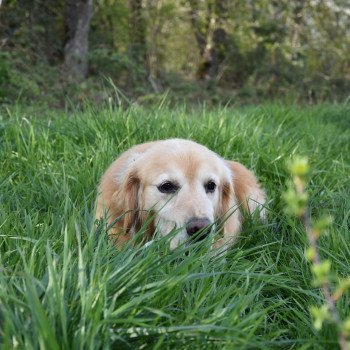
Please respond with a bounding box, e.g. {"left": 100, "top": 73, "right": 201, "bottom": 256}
{"left": 0, "top": 103, "right": 349, "bottom": 349}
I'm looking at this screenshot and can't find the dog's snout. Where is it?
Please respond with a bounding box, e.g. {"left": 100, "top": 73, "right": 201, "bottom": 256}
{"left": 186, "top": 217, "right": 212, "bottom": 241}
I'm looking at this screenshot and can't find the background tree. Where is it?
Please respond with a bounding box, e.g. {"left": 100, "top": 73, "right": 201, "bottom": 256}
{"left": 63, "top": 0, "right": 93, "bottom": 81}
{"left": 0, "top": 0, "right": 349, "bottom": 104}
{"left": 129, "top": 0, "right": 147, "bottom": 82}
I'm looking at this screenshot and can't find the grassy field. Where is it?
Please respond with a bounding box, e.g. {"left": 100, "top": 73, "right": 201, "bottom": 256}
{"left": 0, "top": 103, "right": 349, "bottom": 349}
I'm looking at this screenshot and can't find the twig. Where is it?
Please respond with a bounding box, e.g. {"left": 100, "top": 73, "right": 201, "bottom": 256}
{"left": 295, "top": 180, "right": 348, "bottom": 350}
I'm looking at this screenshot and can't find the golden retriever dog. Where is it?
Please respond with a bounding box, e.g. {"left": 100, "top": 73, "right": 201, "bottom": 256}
{"left": 96, "top": 139, "right": 265, "bottom": 250}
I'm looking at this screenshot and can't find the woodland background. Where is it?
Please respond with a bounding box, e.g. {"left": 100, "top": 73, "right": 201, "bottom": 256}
{"left": 0, "top": 0, "right": 349, "bottom": 107}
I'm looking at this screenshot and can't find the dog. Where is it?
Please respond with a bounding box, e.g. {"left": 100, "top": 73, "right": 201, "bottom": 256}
{"left": 95, "top": 139, "right": 266, "bottom": 250}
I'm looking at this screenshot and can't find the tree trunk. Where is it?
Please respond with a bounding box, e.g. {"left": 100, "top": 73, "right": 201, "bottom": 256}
{"left": 189, "top": 0, "right": 227, "bottom": 81}
{"left": 292, "top": 0, "right": 305, "bottom": 46}
{"left": 129, "top": 0, "right": 147, "bottom": 80}
{"left": 63, "top": 0, "right": 93, "bottom": 81}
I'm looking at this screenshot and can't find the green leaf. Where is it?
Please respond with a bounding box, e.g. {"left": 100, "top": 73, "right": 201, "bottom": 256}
{"left": 287, "top": 156, "right": 309, "bottom": 177}
{"left": 282, "top": 186, "right": 308, "bottom": 217}
{"left": 311, "top": 260, "right": 331, "bottom": 285}
{"left": 310, "top": 305, "right": 330, "bottom": 331}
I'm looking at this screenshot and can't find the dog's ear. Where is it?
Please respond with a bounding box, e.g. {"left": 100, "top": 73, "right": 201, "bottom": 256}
{"left": 113, "top": 169, "right": 146, "bottom": 235}
{"left": 217, "top": 180, "right": 234, "bottom": 218}
{"left": 225, "top": 160, "right": 266, "bottom": 218}
{"left": 215, "top": 177, "right": 241, "bottom": 248}
{"left": 214, "top": 160, "right": 266, "bottom": 250}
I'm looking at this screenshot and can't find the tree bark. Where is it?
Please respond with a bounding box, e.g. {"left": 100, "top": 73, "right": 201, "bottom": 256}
{"left": 129, "top": 0, "right": 147, "bottom": 80}
{"left": 63, "top": 0, "right": 93, "bottom": 81}
{"left": 189, "top": 0, "right": 227, "bottom": 81}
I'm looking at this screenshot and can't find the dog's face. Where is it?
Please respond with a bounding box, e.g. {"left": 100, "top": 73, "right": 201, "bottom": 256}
{"left": 120, "top": 140, "right": 234, "bottom": 248}
{"left": 97, "top": 138, "right": 265, "bottom": 250}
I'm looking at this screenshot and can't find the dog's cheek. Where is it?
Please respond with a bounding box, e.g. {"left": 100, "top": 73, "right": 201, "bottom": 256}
{"left": 169, "top": 230, "right": 188, "bottom": 250}
{"left": 155, "top": 217, "right": 176, "bottom": 237}
{"left": 143, "top": 187, "right": 163, "bottom": 210}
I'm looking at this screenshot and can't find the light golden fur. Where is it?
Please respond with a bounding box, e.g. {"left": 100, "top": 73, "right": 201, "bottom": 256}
{"left": 96, "top": 139, "right": 265, "bottom": 250}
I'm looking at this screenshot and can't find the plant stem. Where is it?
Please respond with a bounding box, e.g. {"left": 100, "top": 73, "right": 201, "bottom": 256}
{"left": 297, "top": 181, "right": 348, "bottom": 350}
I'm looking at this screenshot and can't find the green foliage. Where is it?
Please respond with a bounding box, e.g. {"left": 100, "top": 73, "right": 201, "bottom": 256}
{"left": 287, "top": 156, "right": 309, "bottom": 177}
{"left": 0, "top": 54, "right": 11, "bottom": 99}
{"left": 0, "top": 103, "right": 349, "bottom": 348}
{"left": 0, "top": 0, "right": 349, "bottom": 105}
{"left": 0, "top": 52, "right": 42, "bottom": 102}
{"left": 283, "top": 185, "right": 308, "bottom": 216}
{"left": 310, "top": 305, "right": 331, "bottom": 331}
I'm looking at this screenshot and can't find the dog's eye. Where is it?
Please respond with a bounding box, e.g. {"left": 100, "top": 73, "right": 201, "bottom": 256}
{"left": 157, "top": 181, "right": 179, "bottom": 194}
{"left": 205, "top": 181, "right": 216, "bottom": 193}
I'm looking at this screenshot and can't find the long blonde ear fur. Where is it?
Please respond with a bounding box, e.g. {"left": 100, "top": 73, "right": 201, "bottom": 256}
{"left": 214, "top": 161, "right": 266, "bottom": 250}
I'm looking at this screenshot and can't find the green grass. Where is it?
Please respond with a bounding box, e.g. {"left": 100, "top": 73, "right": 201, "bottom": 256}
{"left": 0, "top": 103, "right": 349, "bottom": 349}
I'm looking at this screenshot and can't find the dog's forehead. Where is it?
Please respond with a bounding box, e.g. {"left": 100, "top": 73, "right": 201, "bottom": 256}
{"left": 139, "top": 140, "right": 229, "bottom": 183}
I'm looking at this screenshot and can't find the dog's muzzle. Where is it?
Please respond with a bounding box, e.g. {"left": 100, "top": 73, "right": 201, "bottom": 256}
{"left": 186, "top": 217, "right": 212, "bottom": 241}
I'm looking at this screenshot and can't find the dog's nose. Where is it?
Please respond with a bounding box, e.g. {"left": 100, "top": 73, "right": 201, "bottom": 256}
{"left": 186, "top": 217, "right": 212, "bottom": 241}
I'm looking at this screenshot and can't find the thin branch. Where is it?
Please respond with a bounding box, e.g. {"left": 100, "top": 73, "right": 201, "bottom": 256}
{"left": 296, "top": 181, "right": 348, "bottom": 350}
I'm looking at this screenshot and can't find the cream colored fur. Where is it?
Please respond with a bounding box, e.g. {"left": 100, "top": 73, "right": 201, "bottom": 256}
{"left": 96, "top": 139, "right": 266, "bottom": 250}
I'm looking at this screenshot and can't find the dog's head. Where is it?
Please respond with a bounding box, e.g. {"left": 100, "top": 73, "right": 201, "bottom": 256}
{"left": 114, "top": 139, "right": 238, "bottom": 249}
